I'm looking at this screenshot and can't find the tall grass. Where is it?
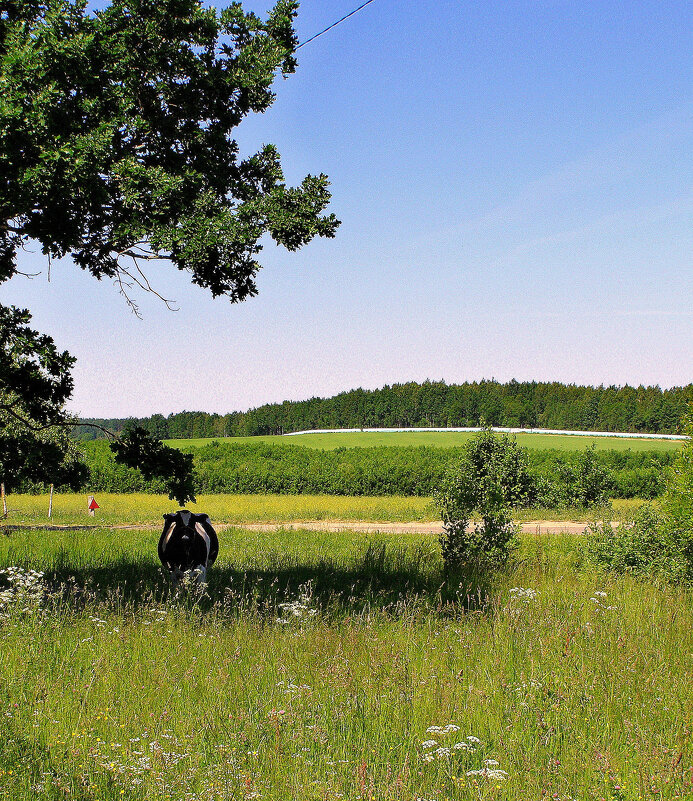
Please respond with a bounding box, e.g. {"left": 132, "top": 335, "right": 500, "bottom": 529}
{"left": 0, "top": 526, "right": 691, "bottom": 800}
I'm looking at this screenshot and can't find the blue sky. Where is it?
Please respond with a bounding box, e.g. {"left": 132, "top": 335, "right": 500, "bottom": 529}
{"left": 3, "top": 0, "right": 693, "bottom": 417}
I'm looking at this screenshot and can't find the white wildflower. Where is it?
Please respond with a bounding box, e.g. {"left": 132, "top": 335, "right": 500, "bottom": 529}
{"left": 421, "top": 740, "right": 438, "bottom": 749}
{"left": 509, "top": 587, "right": 537, "bottom": 601}
{"left": 467, "top": 768, "right": 508, "bottom": 780}
{"left": 0, "top": 567, "right": 45, "bottom": 617}
{"left": 277, "top": 581, "right": 317, "bottom": 623}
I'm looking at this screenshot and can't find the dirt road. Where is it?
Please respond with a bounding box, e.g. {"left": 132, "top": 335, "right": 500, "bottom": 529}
{"left": 234, "top": 520, "right": 595, "bottom": 536}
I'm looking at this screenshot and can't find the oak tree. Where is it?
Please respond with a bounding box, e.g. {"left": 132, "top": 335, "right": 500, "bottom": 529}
{"left": 0, "top": 0, "right": 339, "bottom": 504}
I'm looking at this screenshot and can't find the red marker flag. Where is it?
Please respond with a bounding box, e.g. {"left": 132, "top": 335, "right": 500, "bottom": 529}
{"left": 88, "top": 497, "right": 99, "bottom": 511}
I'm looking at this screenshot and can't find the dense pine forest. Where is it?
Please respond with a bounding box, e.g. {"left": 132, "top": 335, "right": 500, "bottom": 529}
{"left": 75, "top": 379, "right": 693, "bottom": 440}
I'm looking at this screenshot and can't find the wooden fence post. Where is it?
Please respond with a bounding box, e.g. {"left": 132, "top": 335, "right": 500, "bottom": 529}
{"left": 48, "top": 484, "right": 54, "bottom": 519}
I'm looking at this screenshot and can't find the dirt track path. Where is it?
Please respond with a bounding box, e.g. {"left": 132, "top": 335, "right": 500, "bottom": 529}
{"left": 236, "top": 520, "right": 594, "bottom": 536}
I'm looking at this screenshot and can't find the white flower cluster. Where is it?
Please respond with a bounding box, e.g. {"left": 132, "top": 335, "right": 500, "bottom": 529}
{"left": 421, "top": 730, "right": 480, "bottom": 763}
{"left": 509, "top": 587, "right": 538, "bottom": 601}
{"left": 277, "top": 600, "right": 317, "bottom": 623}
{"left": 467, "top": 758, "right": 509, "bottom": 780}
{"left": 420, "top": 730, "right": 509, "bottom": 779}
{"left": 590, "top": 591, "right": 617, "bottom": 611}
{"left": 277, "top": 582, "right": 318, "bottom": 624}
{"left": 0, "top": 566, "right": 45, "bottom": 617}
{"left": 426, "top": 724, "right": 461, "bottom": 734}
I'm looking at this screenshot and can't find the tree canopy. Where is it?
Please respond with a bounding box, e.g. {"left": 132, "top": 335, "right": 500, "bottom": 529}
{"left": 0, "top": 304, "right": 87, "bottom": 494}
{"left": 0, "top": 0, "right": 338, "bottom": 301}
{"left": 0, "top": 0, "right": 339, "bottom": 504}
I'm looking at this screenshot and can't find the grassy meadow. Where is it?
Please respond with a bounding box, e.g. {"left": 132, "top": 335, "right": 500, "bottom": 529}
{"left": 0, "top": 524, "right": 691, "bottom": 801}
{"left": 166, "top": 431, "right": 684, "bottom": 453}
{"left": 2, "top": 493, "right": 438, "bottom": 526}
{"left": 1, "top": 493, "right": 645, "bottom": 528}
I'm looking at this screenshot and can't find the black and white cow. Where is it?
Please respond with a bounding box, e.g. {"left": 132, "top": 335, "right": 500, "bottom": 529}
{"left": 158, "top": 510, "right": 219, "bottom": 584}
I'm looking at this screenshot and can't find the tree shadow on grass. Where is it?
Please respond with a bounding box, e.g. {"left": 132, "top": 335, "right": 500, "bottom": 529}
{"left": 39, "top": 542, "right": 503, "bottom": 620}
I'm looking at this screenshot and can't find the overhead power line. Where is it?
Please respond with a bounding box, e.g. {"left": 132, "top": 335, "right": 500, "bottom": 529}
{"left": 297, "top": 0, "right": 377, "bottom": 49}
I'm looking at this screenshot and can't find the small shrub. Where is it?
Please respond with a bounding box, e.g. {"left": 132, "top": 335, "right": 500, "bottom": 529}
{"left": 538, "top": 446, "right": 613, "bottom": 508}
{"left": 436, "top": 430, "right": 520, "bottom": 570}
{"left": 585, "top": 505, "right": 690, "bottom": 584}
{"left": 585, "top": 409, "right": 693, "bottom": 584}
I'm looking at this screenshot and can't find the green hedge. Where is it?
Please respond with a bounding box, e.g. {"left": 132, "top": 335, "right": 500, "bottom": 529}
{"left": 72, "top": 440, "right": 675, "bottom": 501}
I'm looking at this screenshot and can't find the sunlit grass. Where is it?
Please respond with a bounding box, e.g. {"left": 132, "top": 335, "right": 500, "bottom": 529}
{"left": 1, "top": 492, "right": 439, "bottom": 526}
{"left": 167, "top": 430, "right": 683, "bottom": 452}
{"left": 513, "top": 498, "right": 647, "bottom": 523}
{"left": 2, "top": 493, "right": 647, "bottom": 529}
{"left": 0, "top": 527, "right": 691, "bottom": 800}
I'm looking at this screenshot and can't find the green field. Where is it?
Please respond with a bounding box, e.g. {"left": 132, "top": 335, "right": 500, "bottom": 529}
{"left": 167, "top": 430, "right": 684, "bottom": 453}
{"left": 1, "top": 493, "right": 644, "bottom": 527}
{"left": 2, "top": 492, "right": 438, "bottom": 526}
{"left": 0, "top": 525, "right": 691, "bottom": 801}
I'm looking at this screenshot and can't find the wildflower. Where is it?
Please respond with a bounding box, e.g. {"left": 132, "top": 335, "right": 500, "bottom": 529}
{"left": 466, "top": 768, "right": 509, "bottom": 780}
{"left": 435, "top": 747, "right": 451, "bottom": 757}
{"left": 0, "top": 567, "right": 45, "bottom": 617}
{"left": 277, "top": 582, "right": 317, "bottom": 623}
{"left": 466, "top": 736, "right": 480, "bottom": 743}
{"left": 421, "top": 740, "right": 438, "bottom": 749}
{"left": 509, "top": 587, "right": 538, "bottom": 601}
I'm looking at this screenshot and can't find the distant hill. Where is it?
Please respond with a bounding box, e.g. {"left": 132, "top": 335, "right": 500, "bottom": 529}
{"left": 74, "top": 379, "right": 693, "bottom": 440}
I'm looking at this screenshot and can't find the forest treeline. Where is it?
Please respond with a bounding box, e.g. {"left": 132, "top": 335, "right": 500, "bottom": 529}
{"left": 75, "top": 380, "right": 693, "bottom": 441}
{"left": 70, "top": 440, "right": 673, "bottom": 502}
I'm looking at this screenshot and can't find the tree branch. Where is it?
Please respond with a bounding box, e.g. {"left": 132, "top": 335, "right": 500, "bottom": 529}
{"left": 113, "top": 270, "right": 143, "bottom": 318}
{"left": 116, "top": 260, "right": 178, "bottom": 312}
{"left": 0, "top": 403, "right": 116, "bottom": 438}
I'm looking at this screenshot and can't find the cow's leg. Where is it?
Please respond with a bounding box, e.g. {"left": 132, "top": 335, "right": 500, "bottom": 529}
{"left": 171, "top": 567, "right": 184, "bottom": 586}
{"left": 191, "top": 565, "right": 207, "bottom": 585}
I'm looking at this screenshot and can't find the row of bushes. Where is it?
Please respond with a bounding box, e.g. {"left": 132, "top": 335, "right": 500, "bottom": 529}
{"left": 428, "top": 422, "right": 693, "bottom": 586}
{"left": 72, "top": 439, "right": 675, "bottom": 503}
{"left": 585, "top": 414, "right": 693, "bottom": 584}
